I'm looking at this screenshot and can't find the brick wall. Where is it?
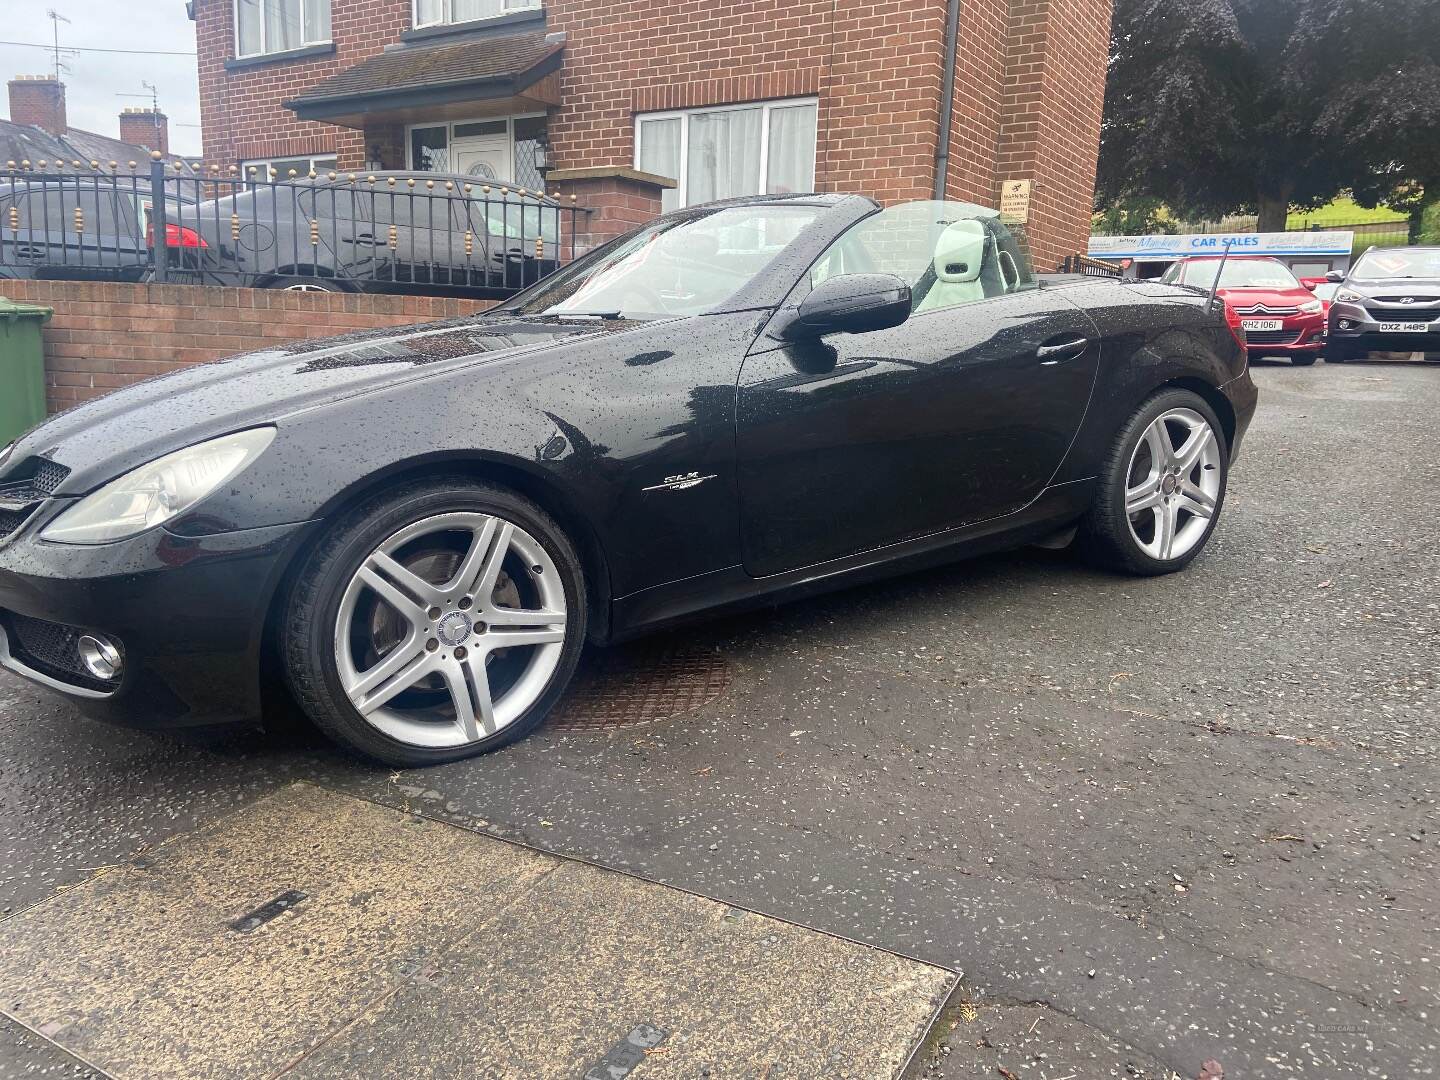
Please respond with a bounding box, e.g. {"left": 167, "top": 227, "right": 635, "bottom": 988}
{"left": 545, "top": 0, "right": 947, "bottom": 205}
{"left": 993, "top": 0, "right": 1113, "bottom": 269}
{"left": 191, "top": 0, "right": 1112, "bottom": 261}
{"left": 194, "top": 0, "right": 410, "bottom": 167}
{"left": 1, "top": 280, "right": 493, "bottom": 414}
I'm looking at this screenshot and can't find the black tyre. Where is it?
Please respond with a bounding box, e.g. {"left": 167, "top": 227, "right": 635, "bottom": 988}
{"left": 1078, "top": 389, "right": 1229, "bottom": 576}
{"left": 283, "top": 477, "right": 587, "bottom": 767}
{"left": 1292, "top": 352, "right": 1318, "bottom": 367}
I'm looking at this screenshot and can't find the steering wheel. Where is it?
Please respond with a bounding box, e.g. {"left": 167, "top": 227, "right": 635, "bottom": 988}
{"left": 613, "top": 280, "right": 669, "bottom": 317}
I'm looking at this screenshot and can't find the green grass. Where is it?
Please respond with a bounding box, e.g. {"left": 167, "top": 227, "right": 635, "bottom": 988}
{"left": 1287, "top": 197, "right": 1408, "bottom": 229}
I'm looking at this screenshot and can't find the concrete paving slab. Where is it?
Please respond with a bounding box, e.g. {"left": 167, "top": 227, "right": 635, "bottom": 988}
{"left": 292, "top": 860, "right": 954, "bottom": 1079}
{"left": 0, "top": 783, "right": 955, "bottom": 1080}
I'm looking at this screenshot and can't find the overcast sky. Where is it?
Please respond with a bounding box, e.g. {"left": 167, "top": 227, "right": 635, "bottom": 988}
{"left": 2, "top": 0, "right": 203, "bottom": 155}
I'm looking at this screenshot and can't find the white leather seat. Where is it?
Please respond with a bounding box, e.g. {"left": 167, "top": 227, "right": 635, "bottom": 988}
{"left": 915, "top": 219, "right": 990, "bottom": 312}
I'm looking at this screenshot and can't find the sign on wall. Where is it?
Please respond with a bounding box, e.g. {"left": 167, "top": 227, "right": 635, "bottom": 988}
{"left": 1088, "top": 231, "right": 1356, "bottom": 262}
{"left": 999, "top": 179, "right": 1032, "bottom": 223}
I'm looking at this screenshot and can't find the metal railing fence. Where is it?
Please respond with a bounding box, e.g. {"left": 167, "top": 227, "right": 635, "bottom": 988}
{"left": 1, "top": 154, "right": 594, "bottom": 298}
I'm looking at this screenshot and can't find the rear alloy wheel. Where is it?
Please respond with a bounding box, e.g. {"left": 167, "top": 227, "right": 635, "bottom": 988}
{"left": 284, "top": 480, "right": 586, "bottom": 766}
{"left": 1079, "top": 391, "right": 1228, "bottom": 575}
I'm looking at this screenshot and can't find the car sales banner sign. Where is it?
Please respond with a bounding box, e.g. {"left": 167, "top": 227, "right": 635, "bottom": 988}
{"left": 1088, "top": 231, "right": 1356, "bottom": 262}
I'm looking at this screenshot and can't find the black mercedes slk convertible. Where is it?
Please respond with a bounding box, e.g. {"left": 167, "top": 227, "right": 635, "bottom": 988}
{"left": 0, "top": 194, "right": 1257, "bottom": 765}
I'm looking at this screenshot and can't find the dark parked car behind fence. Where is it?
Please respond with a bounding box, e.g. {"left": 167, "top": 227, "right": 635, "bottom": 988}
{"left": 1, "top": 158, "right": 594, "bottom": 299}
{"left": 0, "top": 171, "right": 194, "bottom": 284}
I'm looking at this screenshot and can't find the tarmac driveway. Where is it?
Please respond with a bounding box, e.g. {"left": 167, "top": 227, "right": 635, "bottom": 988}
{"left": 2, "top": 361, "right": 1437, "bottom": 1079}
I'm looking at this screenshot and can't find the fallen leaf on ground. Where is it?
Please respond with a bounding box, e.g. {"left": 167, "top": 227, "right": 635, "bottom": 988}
{"left": 1198, "top": 1060, "right": 1225, "bottom": 1080}
{"left": 1318, "top": 579, "right": 1333, "bottom": 589}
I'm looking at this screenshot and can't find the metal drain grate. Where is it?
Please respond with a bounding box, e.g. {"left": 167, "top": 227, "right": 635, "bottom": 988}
{"left": 548, "top": 642, "right": 731, "bottom": 731}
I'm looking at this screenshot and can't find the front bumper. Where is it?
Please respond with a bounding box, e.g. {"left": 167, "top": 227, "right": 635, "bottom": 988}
{"left": 1328, "top": 302, "right": 1440, "bottom": 354}
{"left": 0, "top": 507, "right": 313, "bottom": 729}
{"left": 1239, "top": 313, "right": 1326, "bottom": 355}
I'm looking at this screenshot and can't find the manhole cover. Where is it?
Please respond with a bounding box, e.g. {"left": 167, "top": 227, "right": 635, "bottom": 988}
{"left": 548, "top": 642, "right": 731, "bottom": 731}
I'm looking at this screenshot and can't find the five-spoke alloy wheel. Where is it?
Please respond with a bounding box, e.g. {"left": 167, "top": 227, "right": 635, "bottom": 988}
{"left": 284, "top": 479, "right": 585, "bottom": 766}
{"left": 1122, "top": 408, "right": 1222, "bottom": 562}
{"left": 1079, "top": 390, "right": 1230, "bottom": 575}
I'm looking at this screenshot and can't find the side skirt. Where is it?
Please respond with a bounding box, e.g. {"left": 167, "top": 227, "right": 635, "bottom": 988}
{"left": 608, "top": 478, "right": 1096, "bottom": 641}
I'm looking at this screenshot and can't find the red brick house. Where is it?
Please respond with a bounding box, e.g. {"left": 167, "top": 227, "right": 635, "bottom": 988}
{"left": 190, "top": 0, "right": 1111, "bottom": 266}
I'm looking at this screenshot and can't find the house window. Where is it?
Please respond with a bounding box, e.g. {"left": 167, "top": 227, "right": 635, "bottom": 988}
{"left": 242, "top": 154, "right": 339, "bottom": 180}
{"left": 235, "top": 0, "right": 331, "bottom": 59}
{"left": 413, "top": 0, "right": 541, "bottom": 28}
{"left": 635, "top": 99, "right": 818, "bottom": 212}
{"left": 406, "top": 115, "right": 547, "bottom": 191}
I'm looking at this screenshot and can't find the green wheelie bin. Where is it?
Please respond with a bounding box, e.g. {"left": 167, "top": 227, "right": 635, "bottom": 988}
{"left": 0, "top": 296, "right": 51, "bottom": 445}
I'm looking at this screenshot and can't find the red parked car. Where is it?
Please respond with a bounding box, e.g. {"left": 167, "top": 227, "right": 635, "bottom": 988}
{"left": 1162, "top": 256, "right": 1326, "bottom": 366}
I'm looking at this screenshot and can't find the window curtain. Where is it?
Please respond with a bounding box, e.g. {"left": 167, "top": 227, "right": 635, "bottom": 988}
{"left": 236, "top": 0, "right": 262, "bottom": 54}
{"left": 766, "top": 103, "right": 817, "bottom": 195}
{"left": 303, "top": 0, "right": 330, "bottom": 41}
{"left": 414, "top": 0, "right": 444, "bottom": 23}
{"left": 638, "top": 117, "right": 682, "bottom": 213}
{"left": 264, "top": 0, "right": 303, "bottom": 52}
{"left": 450, "top": 0, "right": 505, "bottom": 21}
{"left": 686, "top": 108, "right": 762, "bottom": 204}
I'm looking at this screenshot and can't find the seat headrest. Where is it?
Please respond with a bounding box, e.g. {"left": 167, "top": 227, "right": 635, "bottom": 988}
{"left": 933, "top": 219, "right": 988, "bottom": 283}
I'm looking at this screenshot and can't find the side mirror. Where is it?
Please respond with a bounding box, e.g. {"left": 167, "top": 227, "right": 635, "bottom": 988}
{"left": 781, "top": 273, "right": 912, "bottom": 340}
{"left": 1326, "top": 270, "right": 1344, "bottom": 283}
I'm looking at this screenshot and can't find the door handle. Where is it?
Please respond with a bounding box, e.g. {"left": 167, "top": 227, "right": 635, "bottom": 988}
{"left": 1037, "top": 336, "right": 1091, "bottom": 365}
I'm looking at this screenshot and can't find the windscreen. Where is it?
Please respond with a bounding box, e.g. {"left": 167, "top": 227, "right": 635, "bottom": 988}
{"left": 503, "top": 204, "right": 822, "bottom": 320}
{"left": 1350, "top": 249, "right": 1440, "bottom": 280}
{"left": 1179, "top": 260, "right": 1300, "bottom": 289}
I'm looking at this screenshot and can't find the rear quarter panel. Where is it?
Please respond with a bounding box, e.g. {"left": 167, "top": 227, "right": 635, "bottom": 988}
{"left": 1050, "top": 280, "right": 1247, "bottom": 485}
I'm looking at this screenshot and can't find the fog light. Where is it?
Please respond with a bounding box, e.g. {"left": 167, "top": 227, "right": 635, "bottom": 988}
{"left": 77, "top": 635, "right": 123, "bottom": 680}
{"left": 1339, "top": 319, "right": 1352, "bottom": 330}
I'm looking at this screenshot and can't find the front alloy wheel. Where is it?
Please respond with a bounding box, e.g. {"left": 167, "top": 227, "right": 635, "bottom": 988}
{"left": 284, "top": 479, "right": 586, "bottom": 766}
{"left": 335, "top": 512, "right": 567, "bottom": 748}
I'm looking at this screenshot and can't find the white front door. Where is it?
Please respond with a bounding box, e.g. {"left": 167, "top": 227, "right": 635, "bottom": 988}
{"left": 452, "top": 133, "right": 511, "bottom": 182}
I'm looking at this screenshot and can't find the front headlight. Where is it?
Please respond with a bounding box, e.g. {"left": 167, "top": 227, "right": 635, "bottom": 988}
{"left": 0, "top": 442, "right": 14, "bottom": 475}
{"left": 1298, "top": 299, "right": 1323, "bottom": 315}
{"left": 1336, "top": 289, "right": 1365, "bottom": 303}
{"left": 41, "top": 428, "right": 275, "bottom": 545}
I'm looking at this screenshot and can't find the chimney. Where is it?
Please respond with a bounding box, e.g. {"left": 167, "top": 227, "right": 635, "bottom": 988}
{"left": 119, "top": 107, "right": 169, "bottom": 154}
{"left": 8, "top": 75, "right": 67, "bottom": 137}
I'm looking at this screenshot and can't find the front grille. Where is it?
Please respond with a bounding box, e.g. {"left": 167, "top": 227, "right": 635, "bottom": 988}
{"left": 0, "top": 506, "right": 33, "bottom": 543}
{"left": 1365, "top": 309, "right": 1439, "bottom": 324}
{"left": 1245, "top": 330, "right": 1302, "bottom": 346}
{"left": 1234, "top": 306, "right": 1300, "bottom": 317}
{"left": 30, "top": 459, "right": 69, "bottom": 495}
{"left": 0, "top": 458, "right": 68, "bottom": 544}
{"left": 0, "top": 457, "right": 70, "bottom": 503}
{"left": 2, "top": 612, "right": 118, "bottom": 692}
{"left": 1373, "top": 295, "right": 1440, "bottom": 304}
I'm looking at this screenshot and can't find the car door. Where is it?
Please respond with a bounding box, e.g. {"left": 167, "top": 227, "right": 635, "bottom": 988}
{"left": 734, "top": 203, "right": 1100, "bottom": 578}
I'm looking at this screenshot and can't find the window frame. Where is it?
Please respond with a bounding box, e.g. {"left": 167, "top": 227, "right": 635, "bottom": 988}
{"left": 633, "top": 97, "right": 819, "bottom": 210}
{"left": 240, "top": 154, "right": 340, "bottom": 181}
{"left": 233, "top": 0, "right": 333, "bottom": 60}
{"left": 412, "top": 0, "right": 541, "bottom": 29}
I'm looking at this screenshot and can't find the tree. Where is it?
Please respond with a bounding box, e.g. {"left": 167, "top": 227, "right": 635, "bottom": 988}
{"left": 1299, "top": 0, "right": 1440, "bottom": 240}
{"left": 1098, "top": 0, "right": 1440, "bottom": 233}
